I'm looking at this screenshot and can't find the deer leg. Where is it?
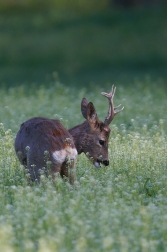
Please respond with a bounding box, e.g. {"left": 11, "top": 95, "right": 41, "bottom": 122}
{"left": 16, "top": 150, "right": 40, "bottom": 182}
{"left": 60, "top": 159, "right": 76, "bottom": 185}
{"left": 68, "top": 159, "right": 76, "bottom": 185}
{"left": 51, "top": 163, "right": 62, "bottom": 181}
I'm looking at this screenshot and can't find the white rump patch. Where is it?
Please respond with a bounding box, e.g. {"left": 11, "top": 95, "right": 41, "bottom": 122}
{"left": 52, "top": 147, "right": 78, "bottom": 163}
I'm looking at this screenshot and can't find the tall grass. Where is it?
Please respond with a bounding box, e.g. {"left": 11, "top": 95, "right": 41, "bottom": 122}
{"left": 0, "top": 81, "right": 167, "bottom": 251}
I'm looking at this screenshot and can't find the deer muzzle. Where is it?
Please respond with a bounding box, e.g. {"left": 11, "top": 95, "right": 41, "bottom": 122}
{"left": 103, "top": 160, "right": 109, "bottom": 166}
{"left": 94, "top": 159, "right": 109, "bottom": 168}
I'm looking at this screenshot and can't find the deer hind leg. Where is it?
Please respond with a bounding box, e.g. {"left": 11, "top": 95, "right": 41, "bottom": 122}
{"left": 24, "top": 148, "right": 51, "bottom": 182}
{"left": 15, "top": 150, "right": 40, "bottom": 182}
{"left": 16, "top": 151, "right": 27, "bottom": 167}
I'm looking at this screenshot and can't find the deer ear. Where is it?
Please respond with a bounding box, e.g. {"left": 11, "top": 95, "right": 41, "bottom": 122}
{"left": 87, "top": 102, "right": 97, "bottom": 123}
{"left": 81, "top": 98, "right": 89, "bottom": 119}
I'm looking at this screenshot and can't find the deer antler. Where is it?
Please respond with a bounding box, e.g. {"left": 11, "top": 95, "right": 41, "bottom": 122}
{"left": 101, "top": 85, "right": 124, "bottom": 126}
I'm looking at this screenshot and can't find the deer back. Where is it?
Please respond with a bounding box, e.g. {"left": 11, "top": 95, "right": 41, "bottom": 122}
{"left": 15, "top": 117, "right": 77, "bottom": 182}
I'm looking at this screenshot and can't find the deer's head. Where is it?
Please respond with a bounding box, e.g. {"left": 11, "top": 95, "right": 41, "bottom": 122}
{"left": 78, "top": 85, "right": 124, "bottom": 168}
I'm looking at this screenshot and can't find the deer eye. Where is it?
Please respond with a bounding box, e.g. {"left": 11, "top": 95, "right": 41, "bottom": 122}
{"left": 99, "top": 140, "right": 105, "bottom": 146}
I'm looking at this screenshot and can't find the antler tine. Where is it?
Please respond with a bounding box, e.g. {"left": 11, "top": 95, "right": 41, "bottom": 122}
{"left": 101, "top": 85, "right": 124, "bottom": 126}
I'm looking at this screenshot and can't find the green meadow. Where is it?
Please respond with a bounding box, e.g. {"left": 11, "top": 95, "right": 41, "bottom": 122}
{"left": 0, "top": 3, "right": 167, "bottom": 252}
{"left": 0, "top": 81, "right": 167, "bottom": 252}
{"left": 1, "top": 5, "right": 167, "bottom": 86}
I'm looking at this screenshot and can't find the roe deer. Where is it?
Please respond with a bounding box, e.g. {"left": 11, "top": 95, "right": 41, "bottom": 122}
{"left": 14, "top": 85, "right": 124, "bottom": 183}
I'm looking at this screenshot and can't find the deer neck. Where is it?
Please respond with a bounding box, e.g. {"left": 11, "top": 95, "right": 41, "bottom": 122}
{"left": 68, "top": 121, "right": 89, "bottom": 154}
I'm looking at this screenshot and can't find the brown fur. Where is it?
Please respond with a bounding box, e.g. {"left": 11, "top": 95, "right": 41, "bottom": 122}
{"left": 15, "top": 89, "right": 123, "bottom": 184}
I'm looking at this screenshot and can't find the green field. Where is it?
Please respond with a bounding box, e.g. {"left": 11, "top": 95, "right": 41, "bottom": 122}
{"left": 1, "top": 3, "right": 167, "bottom": 252}
{"left": 0, "top": 6, "right": 167, "bottom": 87}
{"left": 0, "top": 81, "right": 167, "bottom": 251}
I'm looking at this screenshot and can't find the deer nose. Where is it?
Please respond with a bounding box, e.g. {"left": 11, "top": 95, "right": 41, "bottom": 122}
{"left": 103, "top": 160, "right": 109, "bottom": 166}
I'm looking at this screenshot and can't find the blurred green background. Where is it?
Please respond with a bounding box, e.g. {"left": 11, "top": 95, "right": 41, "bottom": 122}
{"left": 0, "top": 0, "right": 167, "bottom": 88}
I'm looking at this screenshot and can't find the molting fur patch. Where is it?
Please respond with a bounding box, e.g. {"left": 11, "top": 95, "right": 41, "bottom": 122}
{"left": 52, "top": 147, "right": 78, "bottom": 163}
